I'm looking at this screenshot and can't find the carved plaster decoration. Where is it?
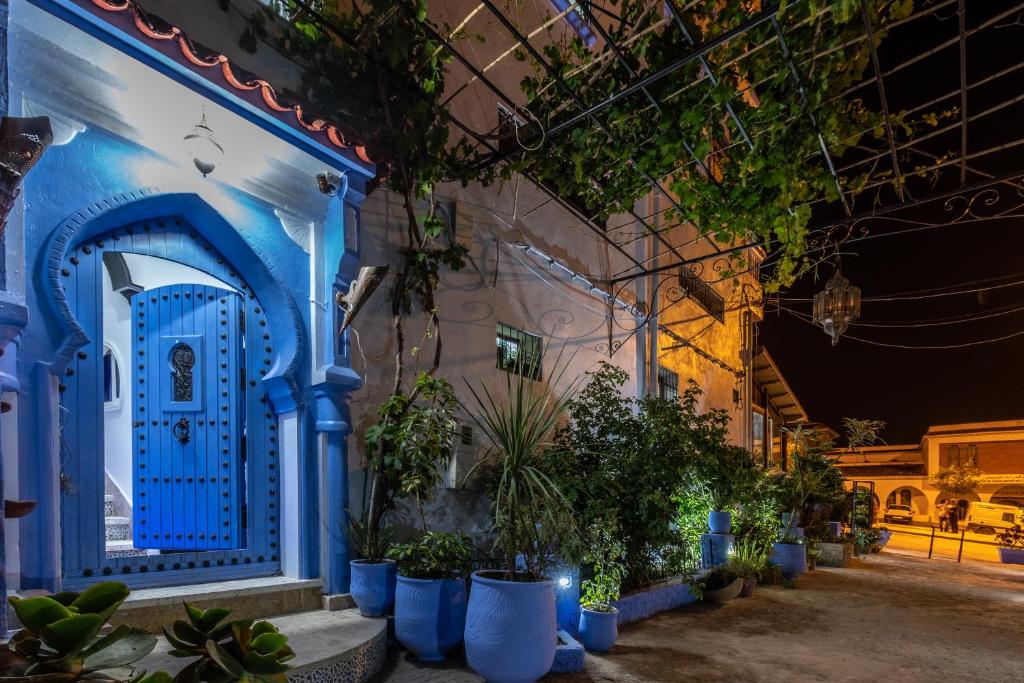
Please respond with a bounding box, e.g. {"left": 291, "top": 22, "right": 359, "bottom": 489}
{"left": 274, "top": 207, "right": 314, "bottom": 253}
{"left": 22, "top": 100, "right": 86, "bottom": 147}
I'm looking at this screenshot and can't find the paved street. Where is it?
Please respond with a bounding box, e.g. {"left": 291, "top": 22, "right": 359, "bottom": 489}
{"left": 882, "top": 523, "right": 1005, "bottom": 563}
{"left": 376, "top": 551, "right": 1024, "bottom": 682}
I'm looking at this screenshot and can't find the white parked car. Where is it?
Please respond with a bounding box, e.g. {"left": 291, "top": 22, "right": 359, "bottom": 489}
{"left": 883, "top": 504, "right": 914, "bottom": 524}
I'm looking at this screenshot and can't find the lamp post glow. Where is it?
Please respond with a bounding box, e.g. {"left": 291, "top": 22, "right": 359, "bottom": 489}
{"left": 812, "top": 270, "right": 861, "bottom": 346}
{"left": 182, "top": 111, "right": 223, "bottom": 177}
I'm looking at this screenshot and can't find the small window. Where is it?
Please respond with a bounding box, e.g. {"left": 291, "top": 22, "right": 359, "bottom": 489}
{"left": 899, "top": 489, "right": 911, "bottom": 506}
{"left": 657, "top": 366, "right": 679, "bottom": 401}
{"left": 103, "top": 345, "right": 120, "bottom": 405}
{"left": 170, "top": 344, "right": 196, "bottom": 403}
{"left": 965, "top": 444, "right": 979, "bottom": 467}
{"left": 548, "top": 0, "right": 597, "bottom": 47}
{"left": 496, "top": 323, "right": 543, "bottom": 380}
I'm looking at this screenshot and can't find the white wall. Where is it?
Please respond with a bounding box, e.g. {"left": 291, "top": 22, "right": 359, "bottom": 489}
{"left": 101, "top": 254, "right": 236, "bottom": 508}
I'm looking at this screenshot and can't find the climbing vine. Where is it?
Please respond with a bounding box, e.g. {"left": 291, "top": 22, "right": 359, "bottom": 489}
{"left": 501, "top": 0, "right": 922, "bottom": 289}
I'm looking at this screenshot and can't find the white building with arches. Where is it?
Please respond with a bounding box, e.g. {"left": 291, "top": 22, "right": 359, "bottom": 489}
{"left": 836, "top": 420, "right": 1024, "bottom": 523}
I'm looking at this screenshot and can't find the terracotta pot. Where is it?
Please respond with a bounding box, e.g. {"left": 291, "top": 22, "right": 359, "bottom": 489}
{"left": 739, "top": 578, "right": 756, "bottom": 597}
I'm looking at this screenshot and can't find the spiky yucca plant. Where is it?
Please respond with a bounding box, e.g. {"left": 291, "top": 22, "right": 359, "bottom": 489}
{"left": 463, "top": 352, "right": 581, "bottom": 580}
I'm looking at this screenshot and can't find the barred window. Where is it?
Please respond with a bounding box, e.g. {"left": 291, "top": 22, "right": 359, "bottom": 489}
{"left": 658, "top": 366, "right": 679, "bottom": 401}
{"left": 496, "top": 323, "right": 542, "bottom": 380}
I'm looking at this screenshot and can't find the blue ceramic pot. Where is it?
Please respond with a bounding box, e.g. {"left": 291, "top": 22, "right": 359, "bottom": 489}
{"left": 350, "top": 559, "right": 397, "bottom": 617}
{"left": 578, "top": 606, "right": 618, "bottom": 653}
{"left": 771, "top": 542, "right": 807, "bottom": 578}
{"left": 464, "top": 571, "right": 557, "bottom": 683}
{"left": 708, "top": 510, "right": 732, "bottom": 535}
{"left": 394, "top": 575, "right": 467, "bottom": 662}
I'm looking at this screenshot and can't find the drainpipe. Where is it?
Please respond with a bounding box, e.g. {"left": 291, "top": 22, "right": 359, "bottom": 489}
{"left": 647, "top": 195, "right": 660, "bottom": 396}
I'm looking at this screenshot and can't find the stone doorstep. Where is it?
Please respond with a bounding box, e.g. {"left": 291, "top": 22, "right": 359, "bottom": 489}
{"left": 138, "top": 608, "right": 388, "bottom": 682}
{"left": 110, "top": 577, "right": 325, "bottom": 632}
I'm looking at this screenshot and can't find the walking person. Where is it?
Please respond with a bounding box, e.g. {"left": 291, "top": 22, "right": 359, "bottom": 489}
{"left": 938, "top": 502, "right": 949, "bottom": 532}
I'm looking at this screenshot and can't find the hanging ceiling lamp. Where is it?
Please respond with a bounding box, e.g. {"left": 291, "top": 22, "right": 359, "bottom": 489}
{"left": 812, "top": 270, "right": 861, "bottom": 346}
{"left": 182, "top": 110, "right": 223, "bottom": 177}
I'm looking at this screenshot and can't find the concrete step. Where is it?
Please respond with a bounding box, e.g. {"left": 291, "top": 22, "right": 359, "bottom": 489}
{"left": 138, "top": 607, "right": 386, "bottom": 682}
{"left": 109, "top": 576, "right": 325, "bottom": 632}
{"left": 104, "top": 516, "right": 131, "bottom": 542}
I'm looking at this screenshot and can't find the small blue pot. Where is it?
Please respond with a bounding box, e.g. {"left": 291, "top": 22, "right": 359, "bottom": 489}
{"left": 578, "top": 606, "right": 618, "bottom": 653}
{"left": 350, "top": 559, "right": 397, "bottom": 617}
{"left": 708, "top": 510, "right": 732, "bottom": 535}
{"left": 395, "top": 575, "right": 467, "bottom": 662}
{"left": 464, "top": 571, "right": 557, "bottom": 683}
{"left": 771, "top": 542, "right": 807, "bottom": 579}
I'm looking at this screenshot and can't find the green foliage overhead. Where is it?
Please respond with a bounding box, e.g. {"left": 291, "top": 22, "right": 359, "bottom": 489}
{"left": 3, "top": 581, "right": 157, "bottom": 682}
{"left": 503, "top": 0, "right": 918, "bottom": 288}
{"left": 387, "top": 531, "right": 473, "bottom": 580}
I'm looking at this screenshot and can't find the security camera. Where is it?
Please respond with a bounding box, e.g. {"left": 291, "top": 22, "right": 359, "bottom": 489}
{"left": 316, "top": 172, "right": 341, "bottom": 197}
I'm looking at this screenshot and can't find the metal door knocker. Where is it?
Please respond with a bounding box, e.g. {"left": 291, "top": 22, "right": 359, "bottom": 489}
{"left": 173, "top": 417, "right": 191, "bottom": 445}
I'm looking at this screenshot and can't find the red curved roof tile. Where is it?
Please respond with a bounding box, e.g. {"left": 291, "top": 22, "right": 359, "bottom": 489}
{"left": 87, "top": 0, "right": 378, "bottom": 168}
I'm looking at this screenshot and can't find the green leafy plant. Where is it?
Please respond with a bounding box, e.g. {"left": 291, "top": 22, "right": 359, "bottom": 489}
{"left": 3, "top": 581, "right": 158, "bottom": 682}
{"left": 995, "top": 526, "right": 1024, "bottom": 550}
{"left": 842, "top": 418, "right": 887, "bottom": 456}
{"left": 698, "top": 444, "right": 759, "bottom": 511}
{"left": 726, "top": 540, "right": 770, "bottom": 581}
{"left": 162, "top": 604, "right": 294, "bottom": 682}
{"left": 360, "top": 372, "right": 460, "bottom": 555}
{"left": 463, "top": 352, "right": 581, "bottom": 580}
{"left": 930, "top": 465, "right": 981, "bottom": 498}
{"left": 579, "top": 523, "right": 625, "bottom": 612}
{"left": 386, "top": 531, "right": 473, "bottom": 580}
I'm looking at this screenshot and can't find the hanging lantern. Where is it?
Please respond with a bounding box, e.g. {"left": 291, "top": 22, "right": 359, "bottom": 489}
{"left": 182, "top": 111, "right": 223, "bottom": 177}
{"left": 812, "top": 270, "right": 861, "bottom": 346}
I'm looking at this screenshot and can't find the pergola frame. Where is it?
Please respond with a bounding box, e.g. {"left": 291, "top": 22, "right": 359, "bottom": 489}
{"left": 289, "top": 0, "right": 1024, "bottom": 299}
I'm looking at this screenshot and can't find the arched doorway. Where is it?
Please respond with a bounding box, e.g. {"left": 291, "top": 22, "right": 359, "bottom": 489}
{"left": 56, "top": 214, "right": 287, "bottom": 587}
{"left": 934, "top": 491, "right": 980, "bottom": 521}
{"left": 990, "top": 485, "right": 1024, "bottom": 508}
{"left": 884, "top": 486, "right": 928, "bottom": 515}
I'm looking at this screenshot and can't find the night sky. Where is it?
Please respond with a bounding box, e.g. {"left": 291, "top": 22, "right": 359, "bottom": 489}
{"left": 759, "top": 2, "right": 1024, "bottom": 445}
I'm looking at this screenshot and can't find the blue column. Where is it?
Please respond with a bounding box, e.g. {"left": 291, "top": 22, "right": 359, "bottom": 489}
{"left": 314, "top": 376, "right": 359, "bottom": 595}
{"left": 0, "top": 297, "right": 28, "bottom": 633}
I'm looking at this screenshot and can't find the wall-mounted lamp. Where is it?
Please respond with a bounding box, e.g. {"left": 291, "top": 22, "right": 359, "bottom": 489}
{"left": 183, "top": 110, "right": 224, "bottom": 177}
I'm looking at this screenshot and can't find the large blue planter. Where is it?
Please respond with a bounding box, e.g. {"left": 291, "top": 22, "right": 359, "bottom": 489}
{"left": 771, "top": 542, "right": 807, "bottom": 578}
{"left": 708, "top": 510, "right": 732, "bottom": 534}
{"left": 350, "top": 559, "right": 397, "bottom": 617}
{"left": 394, "top": 575, "right": 467, "bottom": 662}
{"left": 998, "top": 547, "right": 1024, "bottom": 564}
{"left": 464, "top": 571, "right": 557, "bottom": 683}
{"left": 578, "top": 607, "right": 618, "bottom": 653}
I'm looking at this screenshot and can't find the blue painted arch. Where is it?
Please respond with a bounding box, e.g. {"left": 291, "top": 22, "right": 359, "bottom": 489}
{"left": 40, "top": 189, "right": 305, "bottom": 412}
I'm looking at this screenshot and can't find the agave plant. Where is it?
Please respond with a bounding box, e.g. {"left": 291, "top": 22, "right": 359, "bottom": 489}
{"left": 463, "top": 349, "right": 581, "bottom": 579}
{"left": 163, "top": 604, "right": 294, "bottom": 682}
{"left": 3, "top": 581, "right": 159, "bottom": 682}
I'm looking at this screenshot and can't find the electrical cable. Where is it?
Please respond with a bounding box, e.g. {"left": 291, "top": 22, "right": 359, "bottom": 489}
{"left": 777, "top": 272, "right": 1024, "bottom": 302}
{"left": 775, "top": 305, "right": 1024, "bottom": 349}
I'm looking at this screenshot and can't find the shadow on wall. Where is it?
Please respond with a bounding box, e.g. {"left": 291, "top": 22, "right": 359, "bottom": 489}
{"left": 391, "top": 488, "right": 494, "bottom": 550}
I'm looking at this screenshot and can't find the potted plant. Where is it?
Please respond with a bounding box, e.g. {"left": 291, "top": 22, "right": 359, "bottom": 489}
{"left": 388, "top": 531, "right": 472, "bottom": 662}
{"left": 996, "top": 526, "right": 1024, "bottom": 564}
{"left": 701, "top": 446, "right": 758, "bottom": 535}
{"left": 577, "top": 525, "right": 624, "bottom": 653}
{"left": 806, "top": 543, "right": 820, "bottom": 571}
{"left": 462, "top": 359, "right": 580, "bottom": 683}
{"left": 351, "top": 373, "right": 459, "bottom": 617}
{"left": 697, "top": 566, "right": 743, "bottom": 604}
{"left": 726, "top": 540, "right": 769, "bottom": 597}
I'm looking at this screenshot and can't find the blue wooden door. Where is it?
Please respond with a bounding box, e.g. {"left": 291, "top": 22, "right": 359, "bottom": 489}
{"left": 132, "top": 284, "right": 245, "bottom": 551}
